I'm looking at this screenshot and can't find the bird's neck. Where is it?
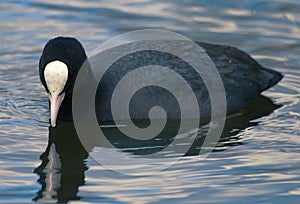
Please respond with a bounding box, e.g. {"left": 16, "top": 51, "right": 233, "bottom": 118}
{"left": 57, "top": 65, "right": 97, "bottom": 123}
{"left": 57, "top": 93, "right": 74, "bottom": 122}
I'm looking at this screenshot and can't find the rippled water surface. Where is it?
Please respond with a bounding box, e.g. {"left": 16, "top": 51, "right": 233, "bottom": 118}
{"left": 0, "top": 0, "right": 300, "bottom": 203}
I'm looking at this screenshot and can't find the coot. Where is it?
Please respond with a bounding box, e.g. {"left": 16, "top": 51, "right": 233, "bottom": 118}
{"left": 39, "top": 37, "right": 282, "bottom": 127}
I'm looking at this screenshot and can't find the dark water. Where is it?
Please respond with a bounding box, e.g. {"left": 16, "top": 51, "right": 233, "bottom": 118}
{"left": 0, "top": 0, "right": 300, "bottom": 203}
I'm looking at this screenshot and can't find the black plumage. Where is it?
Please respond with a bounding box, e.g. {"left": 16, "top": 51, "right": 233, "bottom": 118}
{"left": 39, "top": 37, "right": 283, "bottom": 124}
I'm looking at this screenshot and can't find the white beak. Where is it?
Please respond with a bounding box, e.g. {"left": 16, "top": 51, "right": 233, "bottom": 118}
{"left": 49, "top": 92, "right": 65, "bottom": 127}
{"left": 44, "top": 60, "right": 69, "bottom": 127}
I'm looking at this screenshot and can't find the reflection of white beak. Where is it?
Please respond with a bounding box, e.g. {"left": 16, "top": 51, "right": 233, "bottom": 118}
{"left": 44, "top": 60, "right": 69, "bottom": 127}
{"left": 49, "top": 92, "right": 65, "bottom": 127}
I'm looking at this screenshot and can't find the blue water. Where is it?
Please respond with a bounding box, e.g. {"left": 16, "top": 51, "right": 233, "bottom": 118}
{"left": 0, "top": 0, "right": 299, "bottom": 203}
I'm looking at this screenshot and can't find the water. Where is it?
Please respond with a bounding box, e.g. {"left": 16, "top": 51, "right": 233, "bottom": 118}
{"left": 0, "top": 0, "right": 299, "bottom": 203}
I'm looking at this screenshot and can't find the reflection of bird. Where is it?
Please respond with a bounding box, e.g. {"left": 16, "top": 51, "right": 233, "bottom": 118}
{"left": 33, "top": 124, "right": 88, "bottom": 203}
{"left": 39, "top": 37, "right": 283, "bottom": 127}
{"left": 186, "top": 95, "right": 282, "bottom": 156}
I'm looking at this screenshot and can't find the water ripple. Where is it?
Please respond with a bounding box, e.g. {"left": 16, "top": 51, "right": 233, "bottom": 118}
{"left": 0, "top": 0, "right": 299, "bottom": 203}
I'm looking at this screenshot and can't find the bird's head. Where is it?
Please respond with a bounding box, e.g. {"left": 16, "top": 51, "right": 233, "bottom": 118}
{"left": 39, "top": 37, "right": 87, "bottom": 127}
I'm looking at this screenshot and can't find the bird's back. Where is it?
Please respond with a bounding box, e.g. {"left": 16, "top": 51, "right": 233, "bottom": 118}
{"left": 95, "top": 42, "right": 283, "bottom": 121}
